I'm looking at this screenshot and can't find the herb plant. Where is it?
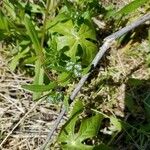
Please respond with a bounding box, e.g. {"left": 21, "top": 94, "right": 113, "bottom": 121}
{"left": 0, "top": 0, "right": 150, "bottom": 149}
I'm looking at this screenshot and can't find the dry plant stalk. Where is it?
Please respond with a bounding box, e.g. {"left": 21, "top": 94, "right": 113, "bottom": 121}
{"left": 41, "top": 13, "right": 150, "bottom": 150}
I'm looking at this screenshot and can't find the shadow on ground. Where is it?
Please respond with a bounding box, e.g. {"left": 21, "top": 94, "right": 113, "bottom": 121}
{"left": 116, "top": 78, "right": 150, "bottom": 150}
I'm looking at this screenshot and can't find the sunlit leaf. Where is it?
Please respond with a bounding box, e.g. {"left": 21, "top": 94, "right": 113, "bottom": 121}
{"left": 78, "top": 114, "right": 103, "bottom": 141}
{"left": 9, "top": 47, "right": 29, "bottom": 71}
{"left": 24, "top": 15, "right": 43, "bottom": 56}
{"left": 110, "top": 116, "right": 122, "bottom": 132}
{"left": 58, "top": 100, "right": 103, "bottom": 149}
{"left": 33, "top": 59, "right": 44, "bottom": 99}
{"left": 22, "top": 82, "right": 57, "bottom": 92}
{"left": 115, "top": 0, "right": 148, "bottom": 16}
{"left": 24, "top": 15, "right": 44, "bottom": 99}
{"left": 50, "top": 20, "right": 97, "bottom": 65}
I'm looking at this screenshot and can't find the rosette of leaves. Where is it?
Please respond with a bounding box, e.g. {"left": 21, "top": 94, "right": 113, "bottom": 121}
{"left": 49, "top": 19, "right": 98, "bottom": 65}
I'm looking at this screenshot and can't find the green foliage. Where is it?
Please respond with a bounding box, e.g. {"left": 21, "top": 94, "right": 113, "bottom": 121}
{"left": 105, "top": 0, "right": 149, "bottom": 19}
{"left": 0, "top": 0, "right": 149, "bottom": 149}
{"left": 9, "top": 47, "right": 29, "bottom": 71}
{"left": 58, "top": 100, "right": 104, "bottom": 149}
{"left": 0, "top": 0, "right": 100, "bottom": 99}
{"left": 22, "top": 82, "right": 57, "bottom": 92}
{"left": 24, "top": 15, "right": 43, "bottom": 57}
{"left": 50, "top": 19, "right": 97, "bottom": 64}
{"left": 144, "top": 95, "right": 150, "bottom": 122}
{"left": 0, "top": 11, "right": 9, "bottom": 31}
{"left": 114, "top": 0, "right": 148, "bottom": 16}
{"left": 24, "top": 14, "right": 45, "bottom": 98}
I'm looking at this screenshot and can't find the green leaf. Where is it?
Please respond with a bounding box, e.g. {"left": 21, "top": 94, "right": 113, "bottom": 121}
{"left": 33, "top": 60, "right": 44, "bottom": 99}
{"left": 24, "top": 15, "right": 43, "bottom": 56}
{"left": 50, "top": 20, "right": 97, "bottom": 65}
{"left": 57, "top": 72, "right": 72, "bottom": 83}
{"left": 3, "top": 0, "right": 16, "bottom": 20}
{"left": 9, "top": 47, "right": 29, "bottom": 71}
{"left": 59, "top": 100, "right": 84, "bottom": 142}
{"left": 125, "top": 94, "right": 137, "bottom": 113}
{"left": 46, "top": 12, "right": 70, "bottom": 30}
{"left": 22, "top": 82, "right": 57, "bottom": 92}
{"left": 24, "top": 15, "right": 45, "bottom": 99}
{"left": 0, "top": 11, "right": 10, "bottom": 40}
{"left": 128, "top": 78, "right": 144, "bottom": 86}
{"left": 0, "top": 11, "right": 9, "bottom": 31}
{"left": 114, "top": 0, "right": 148, "bottom": 16}
{"left": 22, "top": 56, "right": 37, "bottom": 64}
{"left": 110, "top": 116, "right": 122, "bottom": 132}
{"left": 140, "top": 124, "right": 150, "bottom": 132}
{"left": 78, "top": 114, "right": 103, "bottom": 141}
{"left": 70, "top": 100, "right": 84, "bottom": 117}
{"left": 58, "top": 100, "right": 103, "bottom": 149}
{"left": 59, "top": 114, "right": 103, "bottom": 150}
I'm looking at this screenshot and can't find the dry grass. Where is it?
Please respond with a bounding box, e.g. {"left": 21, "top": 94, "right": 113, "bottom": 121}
{"left": 0, "top": 25, "right": 149, "bottom": 150}
{"left": 0, "top": 45, "right": 61, "bottom": 149}
{"left": 0, "top": 1, "right": 149, "bottom": 149}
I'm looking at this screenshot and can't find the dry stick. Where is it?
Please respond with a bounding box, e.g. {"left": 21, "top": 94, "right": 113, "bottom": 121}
{"left": 40, "top": 13, "right": 150, "bottom": 150}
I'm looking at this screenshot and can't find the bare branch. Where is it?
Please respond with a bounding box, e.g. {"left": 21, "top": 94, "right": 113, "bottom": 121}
{"left": 40, "top": 13, "right": 150, "bottom": 150}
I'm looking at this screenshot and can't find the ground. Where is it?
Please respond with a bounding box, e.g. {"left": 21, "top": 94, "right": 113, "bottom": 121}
{"left": 0, "top": 1, "right": 150, "bottom": 150}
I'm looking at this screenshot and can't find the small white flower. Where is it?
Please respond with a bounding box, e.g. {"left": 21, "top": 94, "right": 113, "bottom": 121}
{"left": 74, "top": 64, "right": 82, "bottom": 71}
{"left": 74, "top": 69, "right": 81, "bottom": 77}
{"left": 66, "top": 65, "right": 73, "bottom": 71}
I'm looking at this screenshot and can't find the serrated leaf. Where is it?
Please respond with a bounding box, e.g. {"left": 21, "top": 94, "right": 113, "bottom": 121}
{"left": 50, "top": 20, "right": 97, "bottom": 64}
{"left": 78, "top": 114, "right": 103, "bottom": 141}
{"left": 59, "top": 100, "right": 103, "bottom": 149}
{"left": 22, "top": 82, "right": 57, "bottom": 92}
{"left": 59, "top": 100, "right": 84, "bottom": 142}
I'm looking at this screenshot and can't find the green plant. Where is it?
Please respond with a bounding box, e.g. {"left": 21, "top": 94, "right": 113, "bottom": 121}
{"left": 58, "top": 100, "right": 111, "bottom": 150}
{"left": 0, "top": 0, "right": 101, "bottom": 99}
{"left": 0, "top": 0, "right": 150, "bottom": 149}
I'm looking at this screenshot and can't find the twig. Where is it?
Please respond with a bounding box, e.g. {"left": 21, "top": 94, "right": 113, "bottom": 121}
{"left": 40, "top": 13, "right": 150, "bottom": 150}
